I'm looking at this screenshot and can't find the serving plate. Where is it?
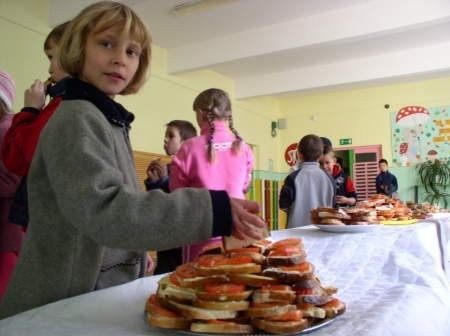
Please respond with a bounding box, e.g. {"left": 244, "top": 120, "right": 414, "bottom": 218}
{"left": 313, "top": 223, "right": 382, "bottom": 233}
{"left": 175, "top": 317, "right": 337, "bottom": 336}
{"left": 380, "top": 219, "right": 419, "bottom": 225}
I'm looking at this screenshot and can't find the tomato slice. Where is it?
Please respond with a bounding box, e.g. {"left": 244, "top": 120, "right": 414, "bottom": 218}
{"left": 205, "top": 283, "right": 246, "bottom": 294}
{"left": 319, "top": 298, "right": 341, "bottom": 308}
{"left": 260, "top": 284, "right": 292, "bottom": 291}
{"left": 227, "top": 247, "right": 260, "bottom": 254}
{"left": 169, "top": 272, "right": 181, "bottom": 286}
{"left": 268, "top": 246, "right": 301, "bottom": 257}
{"left": 279, "top": 262, "right": 311, "bottom": 272}
{"left": 224, "top": 256, "right": 253, "bottom": 265}
{"left": 196, "top": 254, "right": 252, "bottom": 267}
{"left": 271, "top": 238, "right": 301, "bottom": 249}
{"left": 175, "top": 263, "right": 198, "bottom": 279}
{"left": 266, "top": 310, "right": 302, "bottom": 321}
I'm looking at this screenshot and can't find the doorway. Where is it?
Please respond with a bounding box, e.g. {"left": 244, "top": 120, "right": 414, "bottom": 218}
{"left": 334, "top": 145, "right": 382, "bottom": 201}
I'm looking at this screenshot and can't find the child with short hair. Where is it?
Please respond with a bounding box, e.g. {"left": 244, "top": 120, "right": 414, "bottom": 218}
{"left": 0, "top": 1, "right": 265, "bottom": 319}
{"left": 376, "top": 158, "right": 398, "bottom": 198}
{"left": 170, "top": 88, "right": 255, "bottom": 263}
{"left": 145, "top": 120, "right": 197, "bottom": 274}
{"left": 145, "top": 120, "right": 197, "bottom": 193}
{"left": 279, "top": 134, "right": 335, "bottom": 228}
{"left": 1, "top": 21, "right": 70, "bottom": 229}
{"left": 323, "top": 152, "right": 357, "bottom": 206}
{"left": 0, "top": 70, "right": 21, "bottom": 298}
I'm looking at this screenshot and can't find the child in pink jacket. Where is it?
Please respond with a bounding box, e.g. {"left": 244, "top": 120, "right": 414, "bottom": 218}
{"left": 170, "top": 88, "right": 254, "bottom": 263}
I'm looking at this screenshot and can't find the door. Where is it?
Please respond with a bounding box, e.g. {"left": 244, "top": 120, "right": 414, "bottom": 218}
{"left": 335, "top": 145, "right": 382, "bottom": 201}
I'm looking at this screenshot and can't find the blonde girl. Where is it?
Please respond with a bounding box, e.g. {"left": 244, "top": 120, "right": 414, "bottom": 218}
{"left": 170, "top": 88, "right": 255, "bottom": 263}
{"left": 0, "top": 1, "right": 264, "bottom": 319}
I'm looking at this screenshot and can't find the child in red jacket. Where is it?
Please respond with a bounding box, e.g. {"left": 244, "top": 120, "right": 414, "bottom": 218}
{"left": 1, "top": 21, "right": 70, "bottom": 228}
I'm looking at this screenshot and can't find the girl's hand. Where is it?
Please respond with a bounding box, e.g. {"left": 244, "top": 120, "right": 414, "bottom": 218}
{"left": 229, "top": 198, "right": 266, "bottom": 240}
{"left": 24, "top": 80, "right": 46, "bottom": 110}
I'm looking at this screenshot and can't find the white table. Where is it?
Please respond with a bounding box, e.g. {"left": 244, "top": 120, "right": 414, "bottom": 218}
{"left": 1, "top": 216, "right": 450, "bottom": 336}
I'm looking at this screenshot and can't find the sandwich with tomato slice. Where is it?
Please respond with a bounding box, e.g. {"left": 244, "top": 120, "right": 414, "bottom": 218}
{"left": 146, "top": 294, "right": 191, "bottom": 330}
{"left": 195, "top": 254, "right": 261, "bottom": 276}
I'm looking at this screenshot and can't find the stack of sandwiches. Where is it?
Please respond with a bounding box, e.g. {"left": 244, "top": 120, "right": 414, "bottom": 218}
{"left": 311, "top": 207, "right": 378, "bottom": 225}
{"left": 146, "top": 238, "right": 346, "bottom": 334}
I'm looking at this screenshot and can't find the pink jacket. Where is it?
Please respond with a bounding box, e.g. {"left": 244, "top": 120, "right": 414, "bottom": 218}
{"left": 170, "top": 121, "right": 254, "bottom": 263}
{"left": 170, "top": 121, "right": 254, "bottom": 199}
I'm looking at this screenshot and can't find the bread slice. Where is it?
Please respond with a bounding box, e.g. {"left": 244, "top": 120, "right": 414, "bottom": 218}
{"left": 319, "top": 298, "right": 346, "bottom": 318}
{"left": 252, "top": 318, "right": 308, "bottom": 334}
{"left": 296, "top": 302, "right": 326, "bottom": 318}
{"left": 228, "top": 273, "right": 278, "bottom": 287}
{"left": 265, "top": 251, "right": 307, "bottom": 266}
{"left": 196, "top": 263, "right": 261, "bottom": 276}
{"left": 262, "top": 262, "right": 314, "bottom": 283}
{"left": 169, "top": 300, "right": 238, "bottom": 320}
{"left": 177, "top": 274, "right": 229, "bottom": 288}
{"left": 196, "top": 289, "right": 252, "bottom": 302}
{"left": 222, "top": 225, "right": 270, "bottom": 251}
{"left": 146, "top": 312, "right": 190, "bottom": 330}
{"left": 252, "top": 288, "right": 296, "bottom": 303}
{"left": 156, "top": 275, "right": 198, "bottom": 303}
{"left": 193, "top": 299, "right": 249, "bottom": 311}
{"left": 190, "top": 321, "right": 254, "bottom": 334}
{"left": 247, "top": 303, "right": 297, "bottom": 318}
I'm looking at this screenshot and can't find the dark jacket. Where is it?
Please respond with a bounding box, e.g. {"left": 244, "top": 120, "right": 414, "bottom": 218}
{"left": 144, "top": 164, "right": 181, "bottom": 275}
{"left": 375, "top": 171, "right": 398, "bottom": 197}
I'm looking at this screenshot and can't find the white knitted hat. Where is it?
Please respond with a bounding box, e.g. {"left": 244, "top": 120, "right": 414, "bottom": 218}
{"left": 0, "top": 70, "right": 16, "bottom": 110}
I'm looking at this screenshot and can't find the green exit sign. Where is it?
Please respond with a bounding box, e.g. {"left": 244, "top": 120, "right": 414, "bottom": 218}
{"left": 339, "top": 138, "right": 352, "bottom": 145}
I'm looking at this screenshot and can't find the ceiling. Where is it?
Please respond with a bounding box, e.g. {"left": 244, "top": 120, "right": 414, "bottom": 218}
{"left": 49, "top": 0, "right": 450, "bottom": 99}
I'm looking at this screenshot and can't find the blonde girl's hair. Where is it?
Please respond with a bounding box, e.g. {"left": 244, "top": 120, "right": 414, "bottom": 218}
{"left": 58, "top": 1, "right": 151, "bottom": 95}
{"left": 193, "top": 88, "right": 242, "bottom": 163}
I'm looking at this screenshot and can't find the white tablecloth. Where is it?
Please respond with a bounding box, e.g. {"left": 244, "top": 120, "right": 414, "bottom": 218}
{"left": 1, "top": 216, "right": 450, "bottom": 336}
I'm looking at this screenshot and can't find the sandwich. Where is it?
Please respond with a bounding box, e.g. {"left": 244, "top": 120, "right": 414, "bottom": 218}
{"left": 195, "top": 254, "right": 261, "bottom": 276}
{"left": 145, "top": 294, "right": 191, "bottom": 330}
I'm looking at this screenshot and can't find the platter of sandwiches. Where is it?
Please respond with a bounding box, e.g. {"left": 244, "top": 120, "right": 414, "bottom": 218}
{"left": 310, "top": 207, "right": 382, "bottom": 233}
{"left": 145, "top": 238, "right": 346, "bottom": 335}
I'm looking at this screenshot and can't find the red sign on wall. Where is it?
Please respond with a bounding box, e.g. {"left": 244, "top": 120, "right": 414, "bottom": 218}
{"left": 284, "top": 143, "right": 298, "bottom": 166}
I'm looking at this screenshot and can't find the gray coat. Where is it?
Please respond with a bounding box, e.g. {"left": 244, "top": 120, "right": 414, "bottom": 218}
{"left": 0, "top": 81, "right": 229, "bottom": 318}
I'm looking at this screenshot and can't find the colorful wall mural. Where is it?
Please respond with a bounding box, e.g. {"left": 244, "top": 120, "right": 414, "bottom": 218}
{"left": 391, "top": 105, "right": 450, "bottom": 167}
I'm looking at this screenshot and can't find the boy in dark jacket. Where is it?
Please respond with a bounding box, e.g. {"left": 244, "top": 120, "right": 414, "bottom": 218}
{"left": 145, "top": 120, "right": 197, "bottom": 274}
{"left": 376, "top": 159, "right": 398, "bottom": 198}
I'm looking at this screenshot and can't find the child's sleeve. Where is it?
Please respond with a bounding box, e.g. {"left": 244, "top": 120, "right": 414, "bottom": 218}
{"left": 168, "top": 144, "right": 190, "bottom": 191}
{"left": 279, "top": 172, "right": 297, "bottom": 211}
{"left": 1, "top": 109, "right": 41, "bottom": 176}
{"left": 345, "top": 176, "right": 357, "bottom": 199}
